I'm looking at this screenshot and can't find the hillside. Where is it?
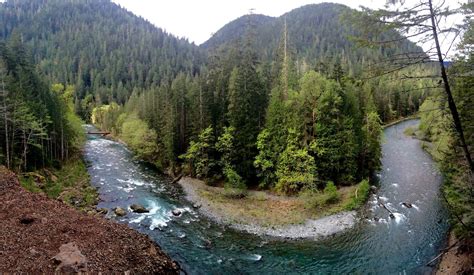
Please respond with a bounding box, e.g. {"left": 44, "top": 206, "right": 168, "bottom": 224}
{"left": 202, "top": 3, "right": 423, "bottom": 75}
{"left": 0, "top": 0, "right": 205, "bottom": 107}
{"left": 0, "top": 166, "right": 179, "bottom": 273}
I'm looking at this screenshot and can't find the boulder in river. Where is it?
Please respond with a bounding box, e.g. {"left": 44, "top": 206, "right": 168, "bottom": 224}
{"left": 402, "top": 202, "right": 413, "bottom": 208}
{"left": 192, "top": 203, "right": 201, "bottom": 209}
{"left": 172, "top": 209, "right": 182, "bottom": 217}
{"left": 370, "top": 185, "right": 377, "bottom": 192}
{"left": 114, "top": 207, "right": 127, "bottom": 217}
{"left": 130, "top": 204, "right": 149, "bottom": 213}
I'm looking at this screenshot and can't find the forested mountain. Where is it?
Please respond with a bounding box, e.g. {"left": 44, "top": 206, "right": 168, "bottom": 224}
{"left": 202, "top": 3, "right": 423, "bottom": 77}
{"left": 0, "top": 0, "right": 205, "bottom": 115}
{"left": 0, "top": 0, "right": 434, "bottom": 194}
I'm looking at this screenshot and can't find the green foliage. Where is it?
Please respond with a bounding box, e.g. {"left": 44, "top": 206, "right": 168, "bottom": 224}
{"left": 91, "top": 103, "right": 123, "bottom": 135}
{"left": 417, "top": 30, "right": 474, "bottom": 236}
{"left": 323, "top": 181, "right": 340, "bottom": 203}
{"left": 276, "top": 129, "right": 316, "bottom": 194}
{"left": 19, "top": 176, "right": 42, "bottom": 193}
{"left": 120, "top": 114, "right": 160, "bottom": 168}
{"left": 223, "top": 166, "right": 245, "bottom": 188}
{"left": 345, "top": 179, "right": 370, "bottom": 210}
{"left": 254, "top": 129, "right": 277, "bottom": 188}
{"left": 223, "top": 166, "right": 247, "bottom": 198}
{"left": 361, "top": 111, "right": 383, "bottom": 176}
{"left": 216, "top": 126, "right": 236, "bottom": 168}
{"left": 180, "top": 126, "right": 217, "bottom": 179}
{"left": 0, "top": 0, "right": 204, "bottom": 114}
{"left": 19, "top": 157, "right": 97, "bottom": 209}
{"left": 0, "top": 37, "right": 83, "bottom": 171}
{"left": 302, "top": 181, "right": 341, "bottom": 209}
{"left": 203, "top": 3, "right": 420, "bottom": 78}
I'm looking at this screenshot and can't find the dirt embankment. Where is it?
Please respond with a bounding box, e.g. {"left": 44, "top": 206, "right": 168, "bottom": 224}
{"left": 0, "top": 166, "right": 179, "bottom": 274}
{"left": 436, "top": 233, "right": 474, "bottom": 275}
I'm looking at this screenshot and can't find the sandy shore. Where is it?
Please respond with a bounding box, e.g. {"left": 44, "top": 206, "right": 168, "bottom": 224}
{"left": 179, "top": 177, "right": 358, "bottom": 239}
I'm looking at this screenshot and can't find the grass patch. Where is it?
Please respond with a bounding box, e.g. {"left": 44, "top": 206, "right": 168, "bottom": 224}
{"left": 19, "top": 156, "right": 97, "bottom": 211}
{"left": 20, "top": 176, "right": 42, "bottom": 193}
{"left": 194, "top": 179, "right": 360, "bottom": 227}
{"left": 344, "top": 179, "right": 371, "bottom": 211}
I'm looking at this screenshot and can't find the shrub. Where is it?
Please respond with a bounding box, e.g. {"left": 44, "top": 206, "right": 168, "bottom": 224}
{"left": 345, "top": 179, "right": 370, "bottom": 210}
{"left": 223, "top": 166, "right": 247, "bottom": 198}
{"left": 302, "top": 181, "right": 340, "bottom": 209}
{"left": 323, "top": 181, "right": 340, "bottom": 204}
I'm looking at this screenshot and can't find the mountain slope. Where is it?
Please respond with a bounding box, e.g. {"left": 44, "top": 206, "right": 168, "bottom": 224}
{"left": 0, "top": 0, "right": 205, "bottom": 105}
{"left": 202, "top": 3, "right": 423, "bottom": 75}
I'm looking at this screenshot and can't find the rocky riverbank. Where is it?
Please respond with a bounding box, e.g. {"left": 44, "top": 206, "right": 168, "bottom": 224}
{"left": 0, "top": 166, "right": 179, "bottom": 273}
{"left": 178, "top": 177, "right": 358, "bottom": 239}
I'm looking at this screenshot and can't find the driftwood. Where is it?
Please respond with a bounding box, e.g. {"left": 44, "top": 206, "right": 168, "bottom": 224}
{"left": 377, "top": 197, "right": 395, "bottom": 219}
{"left": 171, "top": 174, "right": 183, "bottom": 184}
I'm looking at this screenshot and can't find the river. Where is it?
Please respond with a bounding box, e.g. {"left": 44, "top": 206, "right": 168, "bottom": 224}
{"left": 83, "top": 119, "right": 449, "bottom": 274}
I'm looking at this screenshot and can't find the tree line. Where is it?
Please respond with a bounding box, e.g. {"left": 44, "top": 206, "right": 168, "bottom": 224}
{"left": 91, "top": 23, "right": 432, "bottom": 195}
{"left": 0, "top": 37, "right": 83, "bottom": 171}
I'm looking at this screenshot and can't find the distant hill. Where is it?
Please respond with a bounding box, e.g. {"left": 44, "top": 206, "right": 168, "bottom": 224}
{"left": 0, "top": 0, "right": 205, "bottom": 104}
{"left": 202, "top": 3, "right": 423, "bottom": 75}
{"left": 0, "top": 1, "right": 423, "bottom": 104}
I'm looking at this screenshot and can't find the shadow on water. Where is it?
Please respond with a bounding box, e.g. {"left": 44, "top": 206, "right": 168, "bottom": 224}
{"left": 83, "top": 119, "right": 449, "bottom": 274}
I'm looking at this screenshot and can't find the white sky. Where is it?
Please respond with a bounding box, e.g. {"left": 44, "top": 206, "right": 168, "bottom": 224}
{"left": 111, "top": 0, "right": 468, "bottom": 58}
{"left": 111, "top": 0, "right": 388, "bottom": 45}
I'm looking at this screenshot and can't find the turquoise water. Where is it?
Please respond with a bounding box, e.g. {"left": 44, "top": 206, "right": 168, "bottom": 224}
{"left": 84, "top": 119, "right": 449, "bottom": 274}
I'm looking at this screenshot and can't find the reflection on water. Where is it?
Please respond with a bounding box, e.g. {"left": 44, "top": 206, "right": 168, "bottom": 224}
{"left": 83, "top": 120, "right": 448, "bottom": 274}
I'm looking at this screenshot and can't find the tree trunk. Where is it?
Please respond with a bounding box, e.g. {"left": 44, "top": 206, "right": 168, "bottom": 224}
{"left": 428, "top": 0, "right": 474, "bottom": 172}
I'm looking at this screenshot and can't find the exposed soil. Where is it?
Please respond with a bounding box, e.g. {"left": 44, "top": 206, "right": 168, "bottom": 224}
{"left": 436, "top": 233, "right": 474, "bottom": 275}
{"left": 0, "top": 166, "right": 179, "bottom": 274}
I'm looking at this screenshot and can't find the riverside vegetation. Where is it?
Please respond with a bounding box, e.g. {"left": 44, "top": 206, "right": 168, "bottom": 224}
{"left": 0, "top": 0, "right": 472, "bottom": 272}
{"left": 0, "top": 0, "right": 467, "bottom": 224}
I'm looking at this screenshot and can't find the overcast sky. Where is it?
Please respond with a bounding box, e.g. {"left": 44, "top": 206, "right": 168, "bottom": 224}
{"left": 112, "top": 0, "right": 466, "bottom": 56}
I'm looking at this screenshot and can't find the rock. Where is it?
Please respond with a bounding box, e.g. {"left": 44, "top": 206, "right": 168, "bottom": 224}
{"left": 389, "top": 213, "right": 395, "bottom": 219}
{"left": 192, "top": 203, "right": 201, "bottom": 209}
{"left": 52, "top": 242, "right": 87, "bottom": 273}
{"left": 114, "top": 207, "right": 127, "bottom": 217}
{"left": 130, "top": 204, "right": 149, "bottom": 213}
{"left": 402, "top": 202, "right": 413, "bottom": 208}
{"left": 370, "top": 185, "right": 377, "bottom": 192}
{"left": 172, "top": 209, "right": 182, "bottom": 217}
{"left": 373, "top": 217, "right": 379, "bottom": 222}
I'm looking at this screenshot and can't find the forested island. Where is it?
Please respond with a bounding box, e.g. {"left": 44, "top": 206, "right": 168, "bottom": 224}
{"left": 0, "top": 0, "right": 472, "bottom": 273}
